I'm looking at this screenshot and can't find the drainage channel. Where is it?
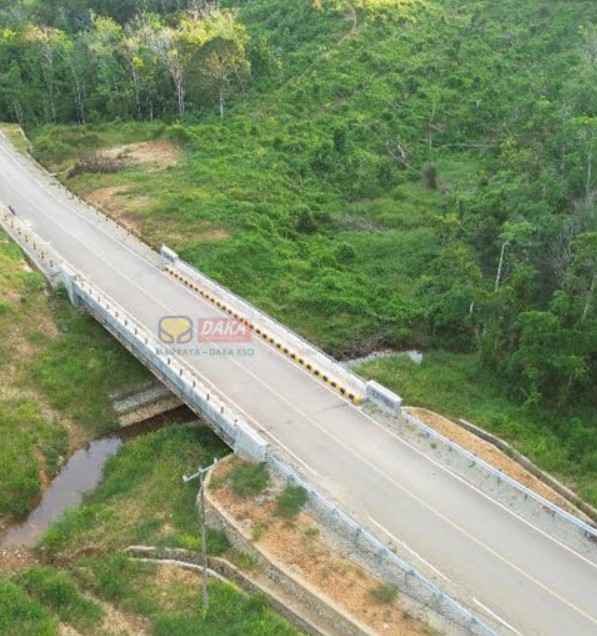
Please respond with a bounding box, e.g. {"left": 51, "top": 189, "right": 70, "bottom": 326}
{"left": 0, "top": 405, "right": 196, "bottom": 548}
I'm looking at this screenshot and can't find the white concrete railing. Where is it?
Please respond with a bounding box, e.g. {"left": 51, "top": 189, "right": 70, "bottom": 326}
{"left": 73, "top": 277, "right": 268, "bottom": 463}
{"left": 161, "top": 245, "right": 373, "bottom": 405}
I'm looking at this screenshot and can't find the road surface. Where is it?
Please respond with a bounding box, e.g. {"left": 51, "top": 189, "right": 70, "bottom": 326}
{"left": 1, "top": 134, "right": 596, "bottom": 636}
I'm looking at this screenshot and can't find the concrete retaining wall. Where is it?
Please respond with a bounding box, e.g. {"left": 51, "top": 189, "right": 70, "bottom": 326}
{"left": 365, "top": 380, "right": 402, "bottom": 415}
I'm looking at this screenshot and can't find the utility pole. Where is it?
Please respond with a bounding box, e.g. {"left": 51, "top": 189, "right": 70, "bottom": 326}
{"left": 183, "top": 458, "right": 218, "bottom": 613}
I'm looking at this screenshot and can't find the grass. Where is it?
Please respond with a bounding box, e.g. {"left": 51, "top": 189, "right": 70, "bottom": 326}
{"left": 0, "top": 227, "right": 151, "bottom": 521}
{"left": 40, "top": 425, "right": 229, "bottom": 556}
{"left": 274, "top": 485, "right": 308, "bottom": 519}
{"left": 227, "top": 461, "right": 270, "bottom": 498}
{"left": 0, "top": 123, "right": 30, "bottom": 155}
{"left": 0, "top": 235, "right": 70, "bottom": 518}
{"left": 368, "top": 583, "right": 398, "bottom": 606}
{"left": 0, "top": 554, "right": 304, "bottom": 636}
{"left": 0, "top": 579, "right": 57, "bottom": 636}
{"left": 16, "top": 568, "right": 103, "bottom": 634}
{"left": 357, "top": 352, "right": 597, "bottom": 506}
{"left": 0, "top": 400, "right": 68, "bottom": 518}
{"left": 27, "top": 290, "right": 150, "bottom": 437}
{"left": 77, "top": 555, "right": 304, "bottom": 636}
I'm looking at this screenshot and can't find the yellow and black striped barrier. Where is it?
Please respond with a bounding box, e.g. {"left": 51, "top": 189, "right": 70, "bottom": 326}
{"left": 165, "top": 265, "right": 364, "bottom": 405}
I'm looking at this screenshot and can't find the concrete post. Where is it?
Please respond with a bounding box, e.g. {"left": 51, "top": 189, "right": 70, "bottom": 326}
{"left": 160, "top": 245, "right": 179, "bottom": 264}
{"left": 366, "top": 381, "right": 402, "bottom": 415}
{"left": 59, "top": 264, "right": 80, "bottom": 307}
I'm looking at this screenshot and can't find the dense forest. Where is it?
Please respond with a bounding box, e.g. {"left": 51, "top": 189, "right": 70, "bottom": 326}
{"left": 2, "top": 0, "right": 597, "bottom": 486}
{"left": 0, "top": 0, "right": 251, "bottom": 120}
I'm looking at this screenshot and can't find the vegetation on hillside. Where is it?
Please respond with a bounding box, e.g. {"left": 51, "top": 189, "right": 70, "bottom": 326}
{"left": 0, "top": 0, "right": 250, "bottom": 121}
{"left": 1, "top": 1, "right": 597, "bottom": 500}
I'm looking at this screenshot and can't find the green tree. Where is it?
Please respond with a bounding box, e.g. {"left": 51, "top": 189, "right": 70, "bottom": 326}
{"left": 565, "top": 232, "right": 597, "bottom": 323}
{"left": 192, "top": 12, "right": 250, "bottom": 117}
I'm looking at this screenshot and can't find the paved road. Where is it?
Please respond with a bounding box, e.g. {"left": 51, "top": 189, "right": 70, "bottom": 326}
{"left": 1, "top": 134, "right": 596, "bottom": 636}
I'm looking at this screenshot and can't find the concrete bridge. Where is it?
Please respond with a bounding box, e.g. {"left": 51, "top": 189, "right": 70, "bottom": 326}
{"left": 1, "top": 132, "right": 597, "bottom": 636}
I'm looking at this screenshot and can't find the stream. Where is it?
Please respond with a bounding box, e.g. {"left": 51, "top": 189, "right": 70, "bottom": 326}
{"left": 0, "top": 405, "right": 195, "bottom": 548}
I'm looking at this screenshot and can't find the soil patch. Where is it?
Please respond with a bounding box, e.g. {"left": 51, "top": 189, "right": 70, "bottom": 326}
{"left": 102, "top": 141, "right": 179, "bottom": 170}
{"left": 0, "top": 546, "right": 38, "bottom": 574}
{"left": 97, "top": 598, "right": 150, "bottom": 636}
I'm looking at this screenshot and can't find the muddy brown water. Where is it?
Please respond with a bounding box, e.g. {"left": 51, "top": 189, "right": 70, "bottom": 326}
{"left": 0, "top": 405, "right": 196, "bottom": 548}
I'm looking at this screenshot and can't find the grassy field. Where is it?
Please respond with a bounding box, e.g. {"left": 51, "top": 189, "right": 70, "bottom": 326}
{"left": 0, "top": 228, "right": 149, "bottom": 522}
{"left": 0, "top": 425, "right": 305, "bottom": 636}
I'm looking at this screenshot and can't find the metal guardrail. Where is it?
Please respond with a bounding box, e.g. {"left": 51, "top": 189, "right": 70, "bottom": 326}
{"left": 0, "top": 204, "right": 64, "bottom": 275}
{"left": 267, "top": 455, "right": 497, "bottom": 636}
{"left": 402, "top": 411, "right": 597, "bottom": 541}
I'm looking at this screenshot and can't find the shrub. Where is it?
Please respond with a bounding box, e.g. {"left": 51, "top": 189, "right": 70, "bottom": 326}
{"left": 228, "top": 462, "right": 269, "bottom": 498}
{"left": 368, "top": 583, "right": 398, "bottom": 605}
{"left": 207, "top": 529, "right": 231, "bottom": 555}
{"left": 422, "top": 162, "right": 438, "bottom": 190}
{"left": 67, "top": 153, "right": 125, "bottom": 178}
{"left": 274, "top": 485, "right": 308, "bottom": 519}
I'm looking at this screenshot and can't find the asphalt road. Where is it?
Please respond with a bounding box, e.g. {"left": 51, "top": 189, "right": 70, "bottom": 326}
{"left": 1, "top": 134, "right": 596, "bottom": 636}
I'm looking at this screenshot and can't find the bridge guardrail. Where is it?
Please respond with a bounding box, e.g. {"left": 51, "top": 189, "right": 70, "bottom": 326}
{"left": 401, "top": 411, "right": 597, "bottom": 543}
{"left": 0, "top": 204, "right": 64, "bottom": 280}
{"left": 267, "top": 455, "right": 497, "bottom": 636}
{"left": 161, "top": 245, "right": 369, "bottom": 403}
{"left": 72, "top": 277, "right": 268, "bottom": 462}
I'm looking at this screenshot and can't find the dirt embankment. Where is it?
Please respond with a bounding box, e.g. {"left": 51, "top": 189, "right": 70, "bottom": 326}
{"left": 405, "top": 406, "right": 593, "bottom": 521}
{"left": 210, "top": 458, "right": 431, "bottom": 636}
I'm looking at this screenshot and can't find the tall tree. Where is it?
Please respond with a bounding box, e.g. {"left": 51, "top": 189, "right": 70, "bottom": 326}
{"left": 193, "top": 11, "right": 250, "bottom": 117}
